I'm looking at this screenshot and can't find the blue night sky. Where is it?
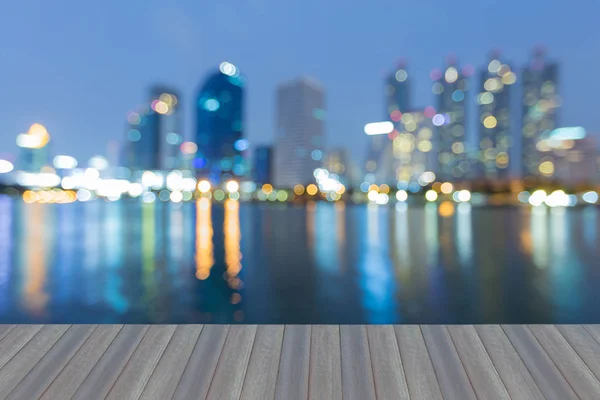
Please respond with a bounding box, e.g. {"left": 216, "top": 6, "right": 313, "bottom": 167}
{"left": 1, "top": 0, "right": 599, "bottom": 165}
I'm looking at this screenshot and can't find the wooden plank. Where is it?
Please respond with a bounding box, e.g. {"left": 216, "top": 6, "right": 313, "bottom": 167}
{"left": 447, "top": 325, "right": 510, "bottom": 400}
{"left": 475, "top": 325, "right": 545, "bottom": 400}
{"left": 6, "top": 325, "right": 96, "bottom": 400}
{"left": 584, "top": 325, "right": 600, "bottom": 344}
{"left": 0, "top": 325, "right": 43, "bottom": 370}
{"left": 394, "top": 326, "right": 443, "bottom": 400}
{"left": 529, "top": 325, "right": 600, "bottom": 399}
{"left": 207, "top": 325, "right": 257, "bottom": 400}
{"left": 40, "top": 325, "right": 123, "bottom": 400}
{"left": 420, "top": 325, "right": 477, "bottom": 400}
{"left": 274, "top": 325, "right": 311, "bottom": 400}
{"left": 0, "top": 325, "right": 69, "bottom": 399}
{"left": 558, "top": 325, "right": 600, "bottom": 381}
{"left": 105, "top": 325, "right": 176, "bottom": 400}
{"left": 340, "top": 325, "right": 376, "bottom": 400}
{"left": 366, "top": 325, "right": 409, "bottom": 399}
{"left": 308, "top": 325, "right": 342, "bottom": 400}
{"left": 240, "top": 325, "right": 284, "bottom": 400}
{"left": 0, "top": 326, "right": 15, "bottom": 343}
{"left": 502, "top": 325, "right": 578, "bottom": 399}
{"left": 172, "top": 325, "right": 230, "bottom": 400}
{"left": 71, "top": 325, "right": 149, "bottom": 400}
{"left": 139, "top": 325, "right": 204, "bottom": 400}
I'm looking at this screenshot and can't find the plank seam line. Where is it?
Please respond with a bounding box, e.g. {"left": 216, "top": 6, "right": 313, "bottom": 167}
{"left": 554, "top": 325, "right": 600, "bottom": 385}
{"left": 445, "top": 326, "right": 479, "bottom": 399}
{"left": 392, "top": 326, "right": 415, "bottom": 399}
{"left": 306, "top": 325, "right": 313, "bottom": 400}
{"left": 234, "top": 326, "right": 258, "bottom": 400}
{"left": 582, "top": 325, "right": 600, "bottom": 347}
{"left": 102, "top": 325, "right": 151, "bottom": 400}
{"left": 364, "top": 325, "right": 378, "bottom": 398}
{"left": 168, "top": 325, "right": 205, "bottom": 400}
{"left": 419, "top": 326, "right": 447, "bottom": 400}
{"left": 3, "top": 324, "right": 74, "bottom": 400}
{"left": 0, "top": 325, "right": 44, "bottom": 372}
{"left": 525, "top": 325, "right": 581, "bottom": 400}
{"left": 24, "top": 324, "right": 99, "bottom": 400}
{"left": 134, "top": 325, "right": 178, "bottom": 400}
{"left": 204, "top": 325, "right": 233, "bottom": 399}
{"left": 337, "top": 325, "right": 343, "bottom": 400}
{"left": 63, "top": 325, "right": 125, "bottom": 400}
{"left": 470, "top": 326, "right": 513, "bottom": 400}
{"left": 0, "top": 326, "right": 17, "bottom": 345}
{"left": 272, "top": 325, "right": 287, "bottom": 400}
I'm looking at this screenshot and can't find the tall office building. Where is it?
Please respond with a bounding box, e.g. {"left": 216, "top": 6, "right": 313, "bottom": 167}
{"left": 273, "top": 77, "right": 325, "bottom": 188}
{"left": 521, "top": 48, "right": 560, "bottom": 185}
{"left": 477, "top": 53, "right": 517, "bottom": 181}
{"left": 195, "top": 62, "right": 246, "bottom": 183}
{"left": 16, "top": 123, "right": 51, "bottom": 172}
{"left": 253, "top": 146, "right": 273, "bottom": 185}
{"left": 432, "top": 59, "right": 470, "bottom": 182}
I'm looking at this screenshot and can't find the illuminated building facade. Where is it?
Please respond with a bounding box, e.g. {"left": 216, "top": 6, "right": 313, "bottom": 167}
{"left": 195, "top": 62, "right": 246, "bottom": 183}
{"left": 521, "top": 49, "right": 560, "bottom": 184}
{"left": 477, "top": 54, "right": 517, "bottom": 181}
{"left": 147, "top": 87, "right": 182, "bottom": 171}
{"left": 432, "top": 60, "right": 471, "bottom": 182}
{"left": 16, "top": 124, "right": 51, "bottom": 172}
{"left": 253, "top": 146, "right": 273, "bottom": 185}
{"left": 273, "top": 77, "right": 325, "bottom": 188}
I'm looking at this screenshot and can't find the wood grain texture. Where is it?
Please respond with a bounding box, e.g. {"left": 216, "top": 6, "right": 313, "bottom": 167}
{"left": 529, "top": 325, "right": 600, "bottom": 399}
{"left": 172, "top": 324, "right": 230, "bottom": 400}
{"left": 0, "top": 325, "right": 69, "bottom": 399}
{"left": 207, "top": 325, "right": 257, "bottom": 400}
{"left": 0, "top": 326, "right": 15, "bottom": 343}
{"left": 274, "top": 325, "right": 311, "bottom": 400}
{"left": 366, "top": 325, "right": 410, "bottom": 399}
{"left": 475, "top": 325, "right": 545, "bottom": 400}
{"left": 240, "top": 325, "right": 284, "bottom": 400}
{"left": 309, "top": 325, "right": 342, "bottom": 400}
{"left": 558, "top": 325, "right": 600, "bottom": 381}
{"left": 394, "top": 325, "right": 443, "bottom": 400}
{"left": 447, "top": 325, "right": 510, "bottom": 400}
{"left": 139, "top": 325, "right": 204, "bottom": 400}
{"left": 420, "top": 325, "right": 477, "bottom": 400}
{"left": 502, "top": 325, "right": 578, "bottom": 400}
{"left": 6, "top": 325, "right": 96, "bottom": 400}
{"left": 340, "top": 325, "right": 376, "bottom": 400}
{"left": 105, "top": 325, "right": 176, "bottom": 400}
{"left": 71, "top": 325, "right": 149, "bottom": 400}
{"left": 40, "top": 325, "right": 123, "bottom": 400}
{"left": 0, "top": 325, "right": 43, "bottom": 370}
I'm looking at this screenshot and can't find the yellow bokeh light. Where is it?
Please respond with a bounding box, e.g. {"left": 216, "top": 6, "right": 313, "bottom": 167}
{"left": 418, "top": 140, "right": 432, "bottom": 152}
{"left": 379, "top": 184, "right": 390, "bottom": 194}
{"left": 483, "top": 116, "right": 498, "bottom": 129}
{"left": 262, "top": 183, "right": 273, "bottom": 194}
{"left": 293, "top": 184, "right": 305, "bottom": 195}
{"left": 440, "top": 182, "right": 454, "bottom": 194}
{"left": 425, "top": 190, "right": 438, "bottom": 202}
{"left": 225, "top": 180, "right": 239, "bottom": 193}
{"left": 306, "top": 184, "right": 318, "bottom": 196}
{"left": 154, "top": 101, "right": 169, "bottom": 115}
{"left": 539, "top": 161, "right": 555, "bottom": 176}
{"left": 439, "top": 201, "right": 455, "bottom": 217}
{"left": 197, "top": 180, "right": 211, "bottom": 193}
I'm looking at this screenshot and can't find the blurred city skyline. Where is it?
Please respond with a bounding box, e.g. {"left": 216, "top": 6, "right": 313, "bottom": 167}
{"left": 1, "top": 0, "right": 599, "bottom": 163}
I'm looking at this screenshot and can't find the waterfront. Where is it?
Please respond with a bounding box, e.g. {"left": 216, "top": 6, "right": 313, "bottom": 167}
{"left": 0, "top": 195, "right": 598, "bottom": 324}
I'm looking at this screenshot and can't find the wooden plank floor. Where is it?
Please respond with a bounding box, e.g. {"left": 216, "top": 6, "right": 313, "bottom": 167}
{"left": 0, "top": 325, "right": 599, "bottom": 399}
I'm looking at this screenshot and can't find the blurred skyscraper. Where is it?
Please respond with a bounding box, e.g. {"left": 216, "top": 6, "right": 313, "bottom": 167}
{"left": 253, "top": 145, "right": 273, "bottom": 185}
{"left": 477, "top": 53, "right": 517, "bottom": 182}
{"left": 273, "top": 77, "right": 325, "bottom": 188}
{"left": 521, "top": 48, "right": 560, "bottom": 185}
{"left": 16, "top": 124, "right": 51, "bottom": 172}
{"left": 195, "top": 62, "right": 246, "bottom": 183}
{"left": 431, "top": 58, "right": 471, "bottom": 182}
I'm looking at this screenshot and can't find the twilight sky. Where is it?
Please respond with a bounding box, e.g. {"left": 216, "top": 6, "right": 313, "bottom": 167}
{"left": 1, "top": 0, "right": 599, "bottom": 165}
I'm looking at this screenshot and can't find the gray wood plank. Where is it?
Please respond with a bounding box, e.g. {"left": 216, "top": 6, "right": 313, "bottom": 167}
{"left": 475, "top": 325, "right": 545, "bottom": 400}
{"left": 420, "top": 325, "right": 477, "bottom": 400}
{"left": 173, "top": 325, "right": 230, "bottom": 400}
{"left": 0, "top": 325, "right": 69, "bottom": 399}
{"left": 309, "top": 325, "right": 342, "bottom": 400}
{"left": 139, "top": 325, "right": 204, "bottom": 400}
{"left": 106, "top": 325, "right": 176, "bottom": 400}
{"left": 529, "top": 325, "right": 600, "bottom": 399}
{"left": 274, "top": 325, "right": 311, "bottom": 400}
{"left": 72, "top": 325, "right": 149, "bottom": 400}
{"left": 447, "top": 325, "right": 510, "bottom": 400}
{"left": 0, "top": 326, "right": 15, "bottom": 343}
{"left": 502, "top": 325, "right": 578, "bottom": 400}
{"left": 0, "top": 325, "right": 43, "bottom": 370}
{"left": 207, "top": 325, "right": 257, "bottom": 400}
{"left": 584, "top": 325, "right": 600, "bottom": 344}
{"left": 393, "top": 326, "right": 443, "bottom": 400}
{"left": 558, "top": 325, "right": 600, "bottom": 381}
{"left": 366, "top": 325, "right": 410, "bottom": 400}
{"left": 6, "top": 325, "right": 96, "bottom": 400}
{"left": 240, "top": 325, "right": 285, "bottom": 400}
{"left": 340, "top": 325, "right": 376, "bottom": 400}
{"left": 40, "top": 325, "right": 123, "bottom": 400}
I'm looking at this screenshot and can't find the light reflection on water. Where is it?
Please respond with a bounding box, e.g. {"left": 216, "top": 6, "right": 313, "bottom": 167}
{"left": 0, "top": 195, "right": 599, "bottom": 324}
